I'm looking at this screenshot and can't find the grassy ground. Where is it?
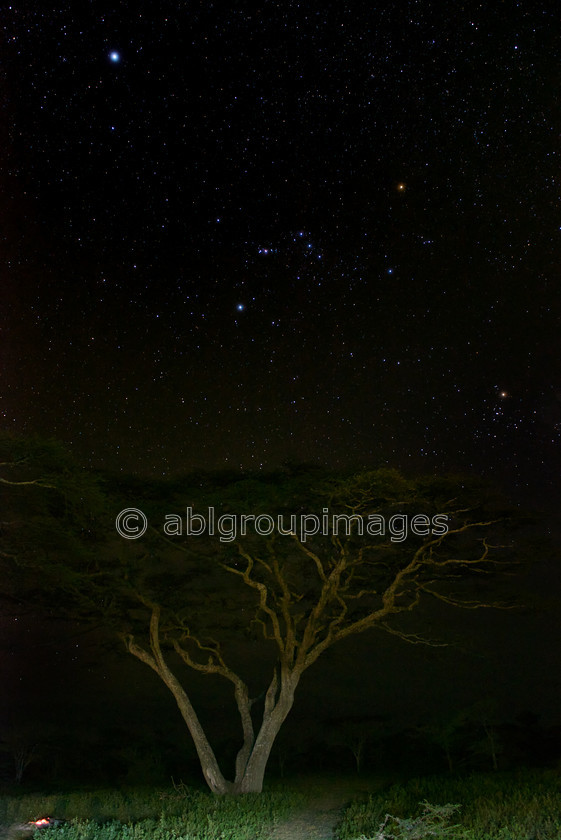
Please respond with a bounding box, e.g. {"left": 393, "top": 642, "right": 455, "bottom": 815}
{"left": 337, "top": 768, "right": 561, "bottom": 839}
{"left": 1, "top": 768, "right": 560, "bottom": 839}
{"left": 0, "top": 784, "right": 304, "bottom": 840}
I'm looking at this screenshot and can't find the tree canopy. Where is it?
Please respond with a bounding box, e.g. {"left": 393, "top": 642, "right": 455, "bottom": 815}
{"left": 1, "top": 435, "right": 521, "bottom": 793}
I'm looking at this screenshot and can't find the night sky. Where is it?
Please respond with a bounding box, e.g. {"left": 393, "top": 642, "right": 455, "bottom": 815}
{"left": 2, "top": 1, "right": 560, "bottom": 495}
{"left": 2, "top": 2, "right": 561, "bottom": 786}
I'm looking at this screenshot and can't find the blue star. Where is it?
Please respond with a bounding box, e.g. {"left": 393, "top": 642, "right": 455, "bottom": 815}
{"left": 236, "top": 303, "right": 245, "bottom": 312}
{"left": 109, "top": 52, "right": 121, "bottom": 63}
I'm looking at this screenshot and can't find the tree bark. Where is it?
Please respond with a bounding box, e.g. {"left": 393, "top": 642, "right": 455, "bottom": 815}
{"left": 237, "top": 680, "right": 297, "bottom": 792}
{"left": 126, "top": 613, "right": 235, "bottom": 794}
{"left": 126, "top": 610, "right": 300, "bottom": 794}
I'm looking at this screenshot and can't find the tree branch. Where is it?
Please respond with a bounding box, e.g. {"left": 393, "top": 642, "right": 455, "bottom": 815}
{"left": 223, "top": 546, "right": 286, "bottom": 654}
{"left": 0, "top": 477, "right": 55, "bottom": 488}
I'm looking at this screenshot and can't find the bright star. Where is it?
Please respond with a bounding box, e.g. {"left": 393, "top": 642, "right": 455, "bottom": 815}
{"left": 109, "top": 52, "right": 121, "bottom": 63}
{"left": 236, "top": 303, "right": 245, "bottom": 312}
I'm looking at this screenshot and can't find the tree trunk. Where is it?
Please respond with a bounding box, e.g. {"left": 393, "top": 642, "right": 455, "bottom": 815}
{"left": 162, "top": 667, "right": 236, "bottom": 794}
{"left": 126, "top": 627, "right": 235, "bottom": 794}
{"left": 236, "top": 687, "right": 296, "bottom": 792}
{"left": 14, "top": 745, "right": 36, "bottom": 784}
{"left": 127, "top": 623, "right": 300, "bottom": 794}
{"left": 483, "top": 722, "right": 499, "bottom": 771}
{"left": 352, "top": 739, "right": 364, "bottom": 774}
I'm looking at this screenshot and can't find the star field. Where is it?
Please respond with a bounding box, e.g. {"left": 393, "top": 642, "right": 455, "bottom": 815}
{"left": 2, "top": 2, "right": 561, "bottom": 502}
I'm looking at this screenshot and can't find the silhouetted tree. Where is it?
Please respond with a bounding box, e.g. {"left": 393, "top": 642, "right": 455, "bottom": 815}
{"left": 2, "top": 438, "right": 519, "bottom": 794}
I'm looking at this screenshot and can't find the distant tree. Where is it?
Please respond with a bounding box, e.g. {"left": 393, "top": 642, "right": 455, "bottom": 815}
{"left": 0, "top": 725, "right": 39, "bottom": 784}
{"left": 12, "top": 739, "right": 37, "bottom": 784}
{"left": 415, "top": 709, "right": 471, "bottom": 773}
{"left": 417, "top": 699, "right": 506, "bottom": 773}
{"left": 467, "top": 698, "right": 503, "bottom": 771}
{"left": 2, "top": 437, "right": 520, "bottom": 794}
{"left": 272, "top": 718, "right": 321, "bottom": 777}
{"left": 325, "top": 716, "right": 390, "bottom": 773}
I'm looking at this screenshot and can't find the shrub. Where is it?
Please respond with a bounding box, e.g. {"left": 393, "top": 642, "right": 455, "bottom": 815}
{"left": 366, "top": 801, "right": 469, "bottom": 840}
{"left": 336, "top": 770, "right": 561, "bottom": 840}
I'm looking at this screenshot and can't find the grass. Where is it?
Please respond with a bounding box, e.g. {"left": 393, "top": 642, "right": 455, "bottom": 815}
{"left": 336, "top": 768, "right": 561, "bottom": 840}
{"left": 0, "top": 784, "right": 304, "bottom": 839}
{"left": 1, "top": 768, "right": 561, "bottom": 839}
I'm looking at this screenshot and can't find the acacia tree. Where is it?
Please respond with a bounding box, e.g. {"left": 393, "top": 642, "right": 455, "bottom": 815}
{"left": 115, "top": 470, "right": 515, "bottom": 794}
{"left": 2, "top": 726, "right": 39, "bottom": 784}
{"left": 2, "top": 442, "right": 516, "bottom": 795}
{"left": 415, "top": 709, "right": 471, "bottom": 772}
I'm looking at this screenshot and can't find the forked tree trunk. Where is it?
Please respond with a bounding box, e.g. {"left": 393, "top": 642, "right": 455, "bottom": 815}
{"left": 13, "top": 744, "right": 36, "bottom": 784}
{"left": 236, "top": 684, "right": 296, "bottom": 792}
{"left": 165, "top": 666, "right": 297, "bottom": 793}
{"left": 126, "top": 622, "right": 299, "bottom": 794}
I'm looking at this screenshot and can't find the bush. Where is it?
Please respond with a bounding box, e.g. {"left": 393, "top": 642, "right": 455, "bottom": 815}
{"left": 336, "top": 769, "right": 561, "bottom": 840}
{"left": 365, "top": 802, "right": 469, "bottom": 840}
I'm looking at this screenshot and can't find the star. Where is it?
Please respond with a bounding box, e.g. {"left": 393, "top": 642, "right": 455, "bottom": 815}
{"left": 109, "top": 52, "right": 121, "bottom": 63}
{"left": 236, "top": 303, "right": 245, "bottom": 312}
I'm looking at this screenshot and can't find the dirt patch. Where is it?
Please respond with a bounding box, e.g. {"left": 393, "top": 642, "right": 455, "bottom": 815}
{"left": 268, "top": 806, "right": 343, "bottom": 840}
{"left": 268, "top": 777, "right": 371, "bottom": 840}
{"left": 1, "top": 826, "right": 35, "bottom": 840}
